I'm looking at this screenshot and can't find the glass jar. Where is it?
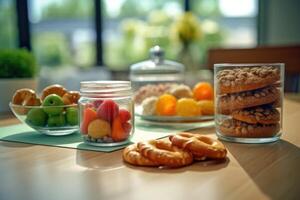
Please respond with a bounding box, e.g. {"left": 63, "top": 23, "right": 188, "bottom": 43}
{"left": 214, "top": 63, "right": 284, "bottom": 143}
{"left": 130, "top": 46, "right": 185, "bottom": 104}
{"left": 79, "top": 81, "right": 134, "bottom": 146}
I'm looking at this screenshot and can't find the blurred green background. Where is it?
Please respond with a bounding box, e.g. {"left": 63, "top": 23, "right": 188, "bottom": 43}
{"left": 0, "top": 0, "right": 259, "bottom": 70}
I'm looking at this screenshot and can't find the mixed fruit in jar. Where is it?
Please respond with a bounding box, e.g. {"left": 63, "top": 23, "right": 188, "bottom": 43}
{"left": 11, "top": 84, "right": 80, "bottom": 128}
{"left": 80, "top": 99, "right": 133, "bottom": 143}
{"left": 136, "top": 82, "right": 214, "bottom": 117}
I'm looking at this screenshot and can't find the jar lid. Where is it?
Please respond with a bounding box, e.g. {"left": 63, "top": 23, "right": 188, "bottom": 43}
{"left": 130, "top": 46, "right": 185, "bottom": 75}
{"left": 80, "top": 81, "right": 132, "bottom": 98}
{"left": 149, "top": 45, "right": 165, "bottom": 63}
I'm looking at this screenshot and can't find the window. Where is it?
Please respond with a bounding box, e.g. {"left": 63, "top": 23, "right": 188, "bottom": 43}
{"left": 192, "top": 0, "right": 258, "bottom": 47}
{"left": 0, "top": 0, "right": 17, "bottom": 48}
{"left": 103, "top": 0, "right": 183, "bottom": 70}
{"left": 29, "top": 0, "right": 95, "bottom": 68}
{"left": 10, "top": 0, "right": 258, "bottom": 70}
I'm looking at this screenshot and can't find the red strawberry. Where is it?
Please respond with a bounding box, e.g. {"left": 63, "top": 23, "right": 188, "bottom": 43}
{"left": 85, "top": 102, "right": 94, "bottom": 109}
{"left": 122, "top": 122, "right": 132, "bottom": 137}
{"left": 97, "top": 99, "right": 119, "bottom": 123}
{"left": 119, "top": 109, "right": 131, "bottom": 123}
{"left": 93, "top": 100, "right": 103, "bottom": 109}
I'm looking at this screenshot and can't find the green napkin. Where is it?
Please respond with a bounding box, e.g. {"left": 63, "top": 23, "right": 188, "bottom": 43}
{"left": 0, "top": 117, "right": 214, "bottom": 152}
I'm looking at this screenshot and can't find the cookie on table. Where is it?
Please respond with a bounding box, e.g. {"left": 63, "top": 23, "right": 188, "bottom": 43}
{"left": 218, "top": 118, "right": 280, "bottom": 138}
{"left": 232, "top": 106, "right": 280, "bottom": 125}
{"left": 216, "top": 66, "right": 280, "bottom": 94}
{"left": 217, "top": 85, "right": 280, "bottom": 114}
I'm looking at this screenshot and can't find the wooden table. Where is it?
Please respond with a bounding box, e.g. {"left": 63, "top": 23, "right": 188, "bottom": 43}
{"left": 1, "top": 97, "right": 299, "bottom": 200}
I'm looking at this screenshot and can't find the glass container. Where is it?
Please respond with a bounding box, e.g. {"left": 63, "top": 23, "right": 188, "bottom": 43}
{"left": 214, "top": 63, "right": 284, "bottom": 143}
{"left": 79, "top": 81, "right": 134, "bottom": 146}
{"left": 130, "top": 46, "right": 185, "bottom": 91}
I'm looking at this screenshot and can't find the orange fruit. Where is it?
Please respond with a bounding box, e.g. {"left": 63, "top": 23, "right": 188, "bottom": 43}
{"left": 111, "top": 116, "right": 126, "bottom": 142}
{"left": 176, "top": 98, "right": 202, "bottom": 117}
{"left": 155, "top": 94, "right": 177, "bottom": 116}
{"left": 88, "top": 119, "right": 111, "bottom": 139}
{"left": 80, "top": 108, "right": 98, "bottom": 134}
{"left": 197, "top": 100, "right": 214, "bottom": 115}
{"left": 193, "top": 82, "right": 214, "bottom": 101}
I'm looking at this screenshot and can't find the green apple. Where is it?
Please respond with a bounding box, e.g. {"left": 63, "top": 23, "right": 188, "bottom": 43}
{"left": 26, "top": 108, "right": 47, "bottom": 127}
{"left": 47, "top": 114, "right": 66, "bottom": 127}
{"left": 42, "top": 94, "right": 64, "bottom": 115}
{"left": 66, "top": 107, "right": 78, "bottom": 126}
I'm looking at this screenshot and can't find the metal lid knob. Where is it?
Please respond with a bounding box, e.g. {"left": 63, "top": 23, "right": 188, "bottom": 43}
{"left": 149, "top": 45, "right": 164, "bottom": 63}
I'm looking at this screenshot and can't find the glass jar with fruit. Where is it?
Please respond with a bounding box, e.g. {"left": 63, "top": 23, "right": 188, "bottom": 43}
{"left": 79, "top": 81, "right": 134, "bottom": 146}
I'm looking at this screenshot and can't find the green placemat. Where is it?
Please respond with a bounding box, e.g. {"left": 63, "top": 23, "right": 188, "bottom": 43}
{"left": 0, "top": 117, "right": 214, "bottom": 152}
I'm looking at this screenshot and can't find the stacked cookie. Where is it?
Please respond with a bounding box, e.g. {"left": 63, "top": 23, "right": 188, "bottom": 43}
{"left": 216, "top": 66, "right": 281, "bottom": 138}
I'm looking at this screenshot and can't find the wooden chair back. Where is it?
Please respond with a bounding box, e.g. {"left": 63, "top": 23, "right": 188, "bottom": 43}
{"left": 206, "top": 45, "right": 300, "bottom": 92}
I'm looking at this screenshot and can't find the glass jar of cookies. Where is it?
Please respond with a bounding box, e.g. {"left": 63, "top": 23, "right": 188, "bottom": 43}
{"left": 214, "top": 63, "right": 284, "bottom": 143}
{"left": 79, "top": 81, "right": 134, "bottom": 146}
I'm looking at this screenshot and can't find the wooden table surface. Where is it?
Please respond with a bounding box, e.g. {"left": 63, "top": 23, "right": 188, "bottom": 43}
{"left": 0, "top": 96, "right": 299, "bottom": 200}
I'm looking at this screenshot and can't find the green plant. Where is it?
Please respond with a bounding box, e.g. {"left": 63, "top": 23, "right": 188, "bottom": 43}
{"left": 0, "top": 49, "right": 37, "bottom": 78}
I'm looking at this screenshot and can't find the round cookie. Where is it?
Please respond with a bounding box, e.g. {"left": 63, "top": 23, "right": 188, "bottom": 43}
{"left": 12, "top": 88, "right": 39, "bottom": 106}
{"left": 141, "top": 96, "right": 158, "bottom": 116}
{"left": 217, "top": 85, "right": 280, "bottom": 114}
{"left": 41, "top": 84, "right": 67, "bottom": 100}
{"left": 168, "top": 84, "right": 193, "bottom": 99}
{"left": 218, "top": 118, "right": 280, "bottom": 138}
{"left": 232, "top": 106, "right": 280, "bottom": 125}
{"left": 216, "top": 66, "right": 280, "bottom": 94}
{"left": 134, "top": 84, "right": 172, "bottom": 104}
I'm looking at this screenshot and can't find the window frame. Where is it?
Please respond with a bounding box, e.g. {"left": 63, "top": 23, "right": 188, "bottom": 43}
{"left": 15, "top": 0, "right": 258, "bottom": 67}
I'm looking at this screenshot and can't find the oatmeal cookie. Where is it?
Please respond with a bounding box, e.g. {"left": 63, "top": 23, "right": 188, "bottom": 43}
{"left": 232, "top": 106, "right": 280, "bottom": 125}
{"left": 218, "top": 118, "right": 280, "bottom": 138}
{"left": 217, "top": 66, "right": 280, "bottom": 94}
{"left": 217, "top": 85, "right": 280, "bottom": 114}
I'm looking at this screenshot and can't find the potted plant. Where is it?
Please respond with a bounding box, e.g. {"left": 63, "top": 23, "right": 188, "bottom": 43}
{"left": 0, "top": 49, "right": 38, "bottom": 112}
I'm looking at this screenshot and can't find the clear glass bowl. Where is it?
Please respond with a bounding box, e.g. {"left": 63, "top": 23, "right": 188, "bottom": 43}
{"left": 9, "top": 102, "right": 79, "bottom": 136}
{"left": 130, "top": 46, "right": 185, "bottom": 94}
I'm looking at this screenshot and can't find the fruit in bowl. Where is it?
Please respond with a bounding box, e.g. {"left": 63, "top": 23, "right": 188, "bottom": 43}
{"left": 139, "top": 82, "right": 215, "bottom": 118}
{"left": 9, "top": 84, "right": 80, "bottom": 136}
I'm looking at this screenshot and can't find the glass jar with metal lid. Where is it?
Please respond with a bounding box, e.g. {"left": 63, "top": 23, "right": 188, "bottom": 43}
{"left": 79, "top": 81, "right": 134, "bottom": 146}
{"left": 130, "top": 45, "right": 185, "bottom": 104}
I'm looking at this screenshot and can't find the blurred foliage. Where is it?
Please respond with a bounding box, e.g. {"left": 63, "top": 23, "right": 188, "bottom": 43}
{"left": 0, "top": 0, "right": 16, "bottom": 48}
{"left": 105, "top": 10, "right": 224, "bottom": 70}
{"left": 0, "top": 49, "right": 37, "bottom": 78}
{"left": 35, "top": 0, "right": 223, "bottom": 70}
{"left": 171, "top": 12, "right": 203, "bottom": 45}
{"left": 41, "top": 0, "right": 93, "bottom": 19}
{"left": 104, "top": 10, "right": 177, "bottom": 70}
{"left": 33, "top": 33, "right": 70, "bottom": 67}
{"left": 116, "top": 0, "right": 176, "bottom": 18}
{"left": 74, "top": 41, "right": 95, "bottom": 68}
{"left": 192, "top": 0, "right": 220, "bottom": 17}
{"left": 34, "top": 0, "right": 95, "bottom": 68}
